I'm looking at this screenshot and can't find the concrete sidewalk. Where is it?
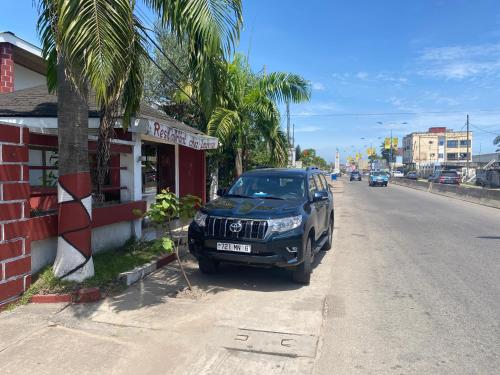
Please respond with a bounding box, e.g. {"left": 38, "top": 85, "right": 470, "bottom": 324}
{"left": 0, "top": 181, "right": 344, "bottom": 375}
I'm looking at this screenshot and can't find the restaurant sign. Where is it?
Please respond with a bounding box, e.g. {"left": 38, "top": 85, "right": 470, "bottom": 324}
{"left": 146, "top": 120, "right": 218, "bottom": 150}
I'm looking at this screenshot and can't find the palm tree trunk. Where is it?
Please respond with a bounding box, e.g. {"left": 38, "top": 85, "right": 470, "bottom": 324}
{"left": 52, "top": 57, "right": 95, "bottom": 281}
{"left": 235, "top": 148, "right": 243, "bottom": 176}
{"left": 95, "top": 102, "right": 118, "bottom": 202}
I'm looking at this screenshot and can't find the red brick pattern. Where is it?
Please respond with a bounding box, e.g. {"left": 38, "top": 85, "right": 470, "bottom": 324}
{"left": 2, "top": 145, "right": 28, "bottom": 162}
{"left": 0, "top": 123, "right": 31, "bottom": 305}
{"left": 0, "top": 43, "right": 14, "bottom": 93}
{"left": 3, "top": 182, "right": 30, "bottom": 200}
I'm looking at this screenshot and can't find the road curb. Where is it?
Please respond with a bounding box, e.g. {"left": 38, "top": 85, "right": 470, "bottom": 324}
{"left": 118, "top": 253, "right": 177, "bottom": 286}
{"left": 391, "top": 179, "right": 500, "bottom": 209}
{"left": 30, "top": 287, "right": 102, "bottom": 304}
{"left": 28, "top": 252, "right": 179, "bottom": 305}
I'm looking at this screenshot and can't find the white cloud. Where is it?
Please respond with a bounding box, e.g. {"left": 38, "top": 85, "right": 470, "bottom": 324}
{"left": 418, "top": 43, "right": 500, "bottom": 79}
{"left": 294, "top": 125, "right": 322, "bottom": 133}
{"left": 312, "top": 82, "right": 325, "bottom": 91}
{"left": 356, "top": 71, "right": 369, "bottom": 80}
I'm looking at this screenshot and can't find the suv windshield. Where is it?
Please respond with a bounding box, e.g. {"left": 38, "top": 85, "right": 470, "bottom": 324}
{"left": 442, "top": 172, "right": 458, "bottom": 177}
{"left": 227, "top": 175, "right": 306, "bottom": 199}
{"left": 371, "top": 172, "right": 383, "bottom": 176}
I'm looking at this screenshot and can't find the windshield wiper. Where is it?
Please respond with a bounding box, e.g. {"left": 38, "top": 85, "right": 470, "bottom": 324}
{"left": 225, "top": 193, "right": 254, "bottom": 198}
{"left": 257, "top": 195, "right": 284, "bottom": 200}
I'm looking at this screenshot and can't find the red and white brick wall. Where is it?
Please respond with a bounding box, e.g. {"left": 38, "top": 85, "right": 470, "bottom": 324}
{"left": 0, "top": 123, "right": 31, "bottom": 307}
{"left": 0, "top": 43, "right": 14, "bottom": 93}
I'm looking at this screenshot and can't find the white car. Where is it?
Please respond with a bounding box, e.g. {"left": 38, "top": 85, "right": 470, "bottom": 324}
{"left": 392, "top": 171, "right": 404, "bottom": 178}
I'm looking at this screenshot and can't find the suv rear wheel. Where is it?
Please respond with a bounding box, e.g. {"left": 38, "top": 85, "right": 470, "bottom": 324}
{"left": 293, "top": 236, "right": 312, "bottom": 284}
{"left": 322, "top": 215, "right": 334, "bottom": 251}
{"left": 198, "top": 258, "right": 219, "bottom": 274}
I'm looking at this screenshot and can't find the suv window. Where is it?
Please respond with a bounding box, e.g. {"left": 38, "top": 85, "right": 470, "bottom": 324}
{"left": 313, "top": 174, "right": 325, "bottom": 191}
{"left": 228, "top": 175, "right": 306, "bottom": 199}
{"left": 320, "top": 174, "right": 330, "bottom": 192}
{"left": 308, "top": 175, "right": 317, "bottom": 200}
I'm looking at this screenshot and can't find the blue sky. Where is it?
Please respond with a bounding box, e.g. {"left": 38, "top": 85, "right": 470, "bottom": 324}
{"left": 2, "top": 0, "right": 500, "bottom": 161}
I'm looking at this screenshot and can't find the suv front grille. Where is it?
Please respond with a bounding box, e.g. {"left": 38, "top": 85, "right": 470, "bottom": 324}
{"left": 205, "top": 217, "right": 268, "bottom": 240}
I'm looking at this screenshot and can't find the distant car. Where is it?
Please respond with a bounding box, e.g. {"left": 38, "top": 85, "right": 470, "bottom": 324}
{"left": 428, "top": 171, "right": 460, "bottom": 184}
{"left": 369, "top": 171, "right": 389, "bottom": 187}
{"left": 350, "top": 171, "right": 362, "bottom": 181}
{"left": 392, "top": 170, "right": 404, "bottom": 178}
{"left": 405, "top": 171, "right": 418, "bottom": 180}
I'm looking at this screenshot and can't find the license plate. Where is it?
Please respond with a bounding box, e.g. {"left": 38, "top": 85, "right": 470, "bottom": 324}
{"left": 217, "top": 242, "right": 251, "bottom": 253}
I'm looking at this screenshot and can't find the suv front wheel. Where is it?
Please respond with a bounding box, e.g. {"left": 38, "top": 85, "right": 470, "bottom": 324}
{"left": 198, "top": 257, "right": 219, "bottom": 274}
{"left": 292, "top": 236, "right": 312, "bottom": 284}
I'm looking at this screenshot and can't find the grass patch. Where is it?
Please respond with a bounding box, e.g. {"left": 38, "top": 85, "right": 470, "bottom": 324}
{"left": 14, "top": 239, "right": 170, "bottom": 307}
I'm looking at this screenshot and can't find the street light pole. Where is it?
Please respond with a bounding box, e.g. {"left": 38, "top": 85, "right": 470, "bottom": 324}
{"left": 389, "top": 128, "right": 393, "bottom": 172}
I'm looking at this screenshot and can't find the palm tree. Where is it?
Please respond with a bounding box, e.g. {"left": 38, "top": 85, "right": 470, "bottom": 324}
{"left": 36, "top": 0, "right": 242, "bottom": 281}
{"left": 494, "top": 135, "right": 500, "bottom": 152}
{"left": 207, "top": 55, "right": 310, "bottom": 175}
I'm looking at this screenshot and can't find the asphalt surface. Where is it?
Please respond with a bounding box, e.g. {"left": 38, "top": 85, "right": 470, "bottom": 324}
{"left": 315, "top": 178, "right": 500, "bottom": 374}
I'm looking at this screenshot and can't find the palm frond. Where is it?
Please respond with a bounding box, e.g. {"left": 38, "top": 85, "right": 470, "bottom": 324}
{"left": 243, "top": 89, "right": 280, "bottom": 124}
{"left": 268, "top": 126, "right": 288, "bottom": 167}
{"left": 207, "top": 107, "right": 240, "bottom": 144}
{"left": 57, "top": 0, "right": 135, "bottom": 106}
{"left": 144, "top": 0, "right": 242, "bottom": 57}
{"left": 260, "top": 72, "right": 311, "bottom": 104}
{"left": 122, "top": 25, "right": 148, "bottom": 128}
{"left": 36, "top": 0, "right": 58, "bottom": 92}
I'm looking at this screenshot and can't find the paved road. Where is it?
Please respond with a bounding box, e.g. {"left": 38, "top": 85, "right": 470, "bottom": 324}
{"left": 315, "top": 178, "right": 500, "bottom": 374}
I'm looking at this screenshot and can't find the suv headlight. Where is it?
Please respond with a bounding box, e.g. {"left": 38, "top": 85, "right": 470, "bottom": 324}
{"left": 194, "top": 211, "right": 207, "bottom": 227}
{"left": 268, "top": 215, "right": 302, "bottom": 233}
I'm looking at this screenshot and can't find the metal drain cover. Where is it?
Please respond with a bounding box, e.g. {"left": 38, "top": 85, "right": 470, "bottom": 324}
{"left": 221, "top": 327, "right": 318, "bottom": 358}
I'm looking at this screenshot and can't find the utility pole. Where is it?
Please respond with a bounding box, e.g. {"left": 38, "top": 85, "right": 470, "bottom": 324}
{"left": 286, "top": 101, "right": 290, "bottom": 146}
{"left": 389, "top": 128, "right": 393, "bottom": 172}
{"left": 466, "top": 114, "right": 470, "bottom": 179}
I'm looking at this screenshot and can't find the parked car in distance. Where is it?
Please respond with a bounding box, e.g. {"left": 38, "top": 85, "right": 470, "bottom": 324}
{"left": 428, "top": 170, "right": 460, "bottom": 184}
{"left": 405, "top": 171, "right": 418, "bottom": 180}
{"left": 188, "top": 168, "right": 334, "bottom": 284}
{"left": 350, "top": 171, "right": 362, "bottom": 181}
{"left": 369, "top": 171, "right": 389, "bottom": 186}
{"left": 392, "top": 170, "right": 404, "bottom": 178}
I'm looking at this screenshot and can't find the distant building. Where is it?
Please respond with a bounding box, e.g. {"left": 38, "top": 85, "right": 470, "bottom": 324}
{"left": 403, "top": 127, "right": 472, "bottom": 169}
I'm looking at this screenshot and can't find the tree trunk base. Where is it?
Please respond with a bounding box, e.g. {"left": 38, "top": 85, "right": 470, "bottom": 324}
{"left": 53, "top": 172, "right": 94, "bottom": 281}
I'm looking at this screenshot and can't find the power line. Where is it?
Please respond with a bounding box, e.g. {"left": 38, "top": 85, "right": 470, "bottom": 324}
{"left": 290, "top": 109, "right": 500, "bottom": 117}
{"left": 134, "top": 6, "right": 197, "bottom": 109}
{"left": 135, "top": 7, "right": 187, "bottom": 79}
{"left": 469, "top": 124, "right": 500, "bottom": 136}
{"left": 146, "top": 55, "right": 199, "bottom": 109}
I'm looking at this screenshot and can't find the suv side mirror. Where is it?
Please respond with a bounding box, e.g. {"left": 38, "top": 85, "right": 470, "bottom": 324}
{"left": 312, "top": 191, "right": 328, "bottom": 202}
{"left": 216, "top": 188, "right": 227, "bottom": 197}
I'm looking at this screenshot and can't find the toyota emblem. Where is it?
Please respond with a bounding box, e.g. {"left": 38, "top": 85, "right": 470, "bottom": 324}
{"left": 229, "top": 221, "right": 243, "bottom": 233}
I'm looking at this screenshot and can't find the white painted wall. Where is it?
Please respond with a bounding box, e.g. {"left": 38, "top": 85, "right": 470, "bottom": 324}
{"left": 91, "top": 221, "right": 133, "bottom": 253}
{"left": 31, "top": 237, "right": 58, "bottom": 274}
{"left": 14, "top": 63, "right": 45, "bottom": 91}
{"left": 31, "top": 221, "right": 135, "bottom": 274}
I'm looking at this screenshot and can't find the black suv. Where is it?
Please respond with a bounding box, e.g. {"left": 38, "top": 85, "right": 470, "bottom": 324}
{"left": 188, "top": 168, "right": 334, "bottom": 284}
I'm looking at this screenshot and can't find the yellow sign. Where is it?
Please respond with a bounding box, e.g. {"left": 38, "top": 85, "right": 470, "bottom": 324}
{"left": 384, "top": 138, "right": 398, "bottom": 149}
{"left": 384, "top": 138, "right": 390, "bottom": 149}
